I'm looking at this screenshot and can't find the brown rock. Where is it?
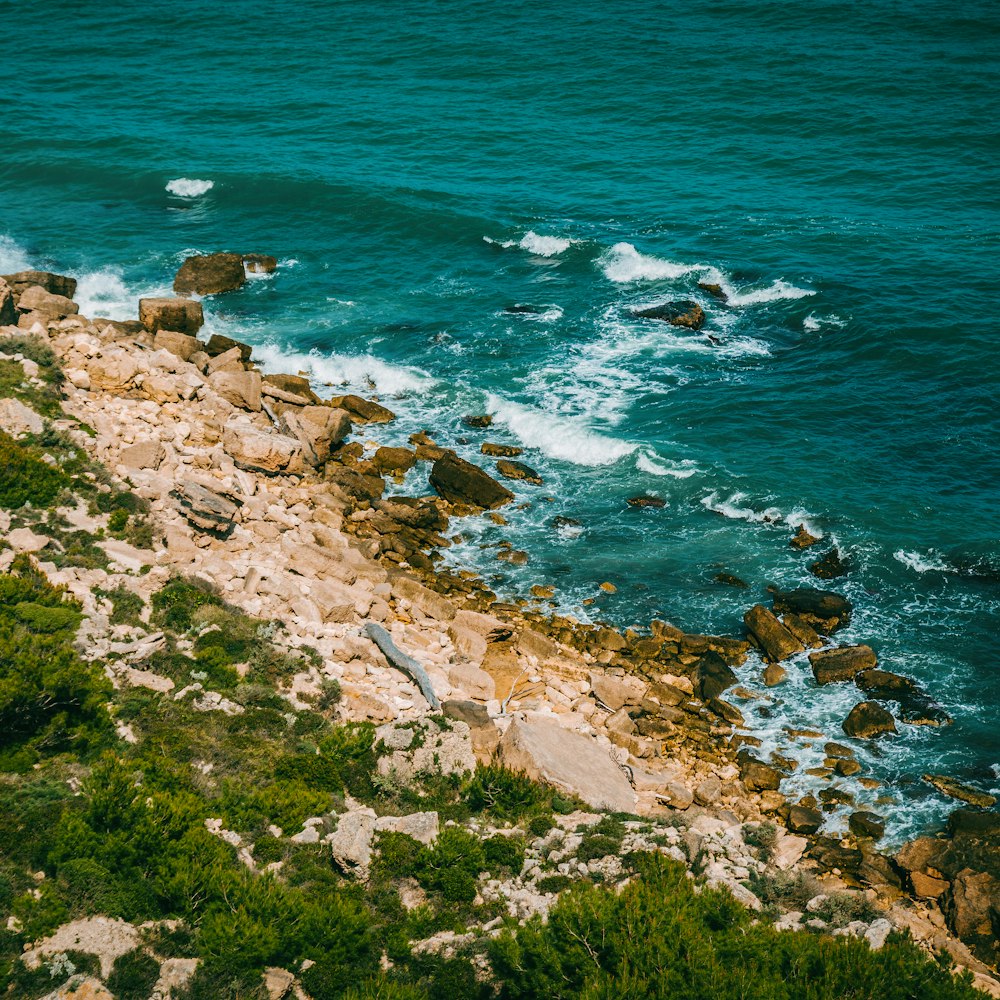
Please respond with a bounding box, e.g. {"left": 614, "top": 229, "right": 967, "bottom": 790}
{"left": 790, "top": 524, "right": 822, "bottom": 549}
{"left": 922, "top": 775, "right": 997, "bottom": 809}
{"left": 373, "top": 446, "right": 417, "bottom": 475}
{"left": 139, "top": 297, "right": 204, "bottom": 335}
{"left": 809, "top": 547, "right": 849, "bottom": 579}
{"left": 496, "top": 459, "right": 542, "bottom": 485}
{"left": 205, "top": 333, "right": 252, "bottom": 361}
{"left": 17, "top": 285, "right": 78, "bottom": 320}
{"left": 429, "top": 454, "right": 514, "bottom": 510}
{"left": 626, "top": 494, "right": 666, "bottom": 509}
{"left": 280, "top": 406, "right": 352, "bottom": 465}
{"left": 263, "top": 372, "right": 319, "bottom": 403}
{"left": 714, "top": 572, "right": 749, "bottom": 588}
{"left": 809, "top": 644, "right": 877, "bottom": 684}
{"left": 0, "top": 278, "right": 17, "bottom": 325}
{"left": 171, "top": 480, "right": 243, "bottom": 534}
{"left": 222, "top": 420, "right": 303, "bottom": 474}
{"left": 744, "top": 604, "right": 805, "bottom": 662}
{"left": 781, "top": 614, "right": 823, "bottom": 648}
{"left": 763, "top": 662, "right": 787, "bottom": 687}
{"left": 946, "top": 870, "right": 1000, "bottom": 964}
{"left": 461, "top": 414, "right": 492, "bottom": 428}
{"left": 326, "top": 468, "right": 385, "bottom": 503}
{"left": 842, "top": 701, "right": 897, "bottom": 738}
{"left": 633, "top": 300, "right": 705, "bottom": 330}
{"left": 329, "top": 394, "right": 396, "bottom": 424}
{"left": 590, "top": 672, "right": 647, "bottom": 711}
{"left": 174, "top": 252, "right": 247, "bottom": 295}
{"left": 697, "top": 281, "right": 727, "bottom": 302}
{"left": 153, "top": 329, "right": 203, "bottom": 361}
{"left": 739, "top": 753, "right": 783, "bottom": 791}
{"left": 481, "top": 442, "right": 523, "bottom": 457}
{"left": 788, "top": 805, "right": 824, "bottom": 834}
{"left": 2, "top": 269, "right": 77, "bottom": 300}
{"left": 849, "top": 811, "right": 885, "bottom": 839}
{"left": 910, "top": 870, "right": 950, "bottom": 899}
{"left": 693, "top": 651, "right": 738, "bottom": 700}
{"left": 772, "top": 588, "right": 852, "bottom": 633}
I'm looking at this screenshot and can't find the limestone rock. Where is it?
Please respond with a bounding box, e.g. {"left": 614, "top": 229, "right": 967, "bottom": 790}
{"left": 744, "top": 605, "right": 805, "bottom": 662}
{"left": 842, "top": 701, "right": 896, "bottom": 738}
{"left": 787, "top": 805, "right": 824, "bottom": 834}
{"left": 172, "top": 480, "right": 243, "bottom": 534}
{"left": 120, "top": 439, "right": 165, "bottom": 471}
{"left": 222, "top": 420, "right": 303, "bottom": 474}
{"left": 633, "top": 300, "right": 705, "bottom": 329}
{"left": 481, "top": 442, "right": 523, "bottom": 457}
{"left": 22, "top": 916, "right": 139, "bottom": 979}
{"left": 373, "top": 445, "right": 417, "bottom": 474}
{"left": 279, "top": 406, "right": 352, "bottom": 466}
{"left": 922, "top": 774, "right": 997, "bottom": 809}
{"left": 739, "top": 753, "right": 784, "bottom": 792}
{"left": 17, "top": 285, "right": 78, "bottom": 320}
{"left": 208, "top": 369, "right": 261, "bottom": 411}
{"left": 375, "top": 811, "right": 439, "bottom": 845}
{"left": 0, "top": 397, "right": 43, "bottom": 436}
{"left": 790, "top": 524, "right": 822, "bottom": 549}
{"left": 849, "top": 811, "right": 885, "bottom": 839}
{"left": 205, "top": 333, "right": 252, "bottom": 361}
{"left": 429, "top": 453, "right": 515, "bottom": 510}
{"left": 590, "top": 672, "right": 647, "bottom": 711}
{"left": 174, "top": 252, "right": 247, "bottom": 295}
{"left": 497, "top": 718, "right": 636, "bottom": 813}
{"left": 243, "top": 253, "right": 278, "bottom": 274}
{"left": 2, "top": 269, "right": 77, "bottom": 299}
{"left": 328, "top": 808, "right": 377, "bottom": 879}
{"left": 153, "top": 329, "right": 203, "bottom": 361}
{"left": 139, "top": 297, "right": 204, "bottom": 335}
{"left": 263, "top": 372, "right": 319, "bottom": 403}
{"left": 809, "top": 645, "right": 877, "bottom": 684}
{"left": 910, "top": 870, "right": 950, "bottom": 898}
{"left": 693, "top": 651, "right": 738, "bottom": 700}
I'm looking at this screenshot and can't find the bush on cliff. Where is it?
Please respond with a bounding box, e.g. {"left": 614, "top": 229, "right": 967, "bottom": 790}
{"left": 490, "top": 853, "right": 980, "bottom": 1000}
{"left": 0, "top": 430, "right": 69, "bottom": 510}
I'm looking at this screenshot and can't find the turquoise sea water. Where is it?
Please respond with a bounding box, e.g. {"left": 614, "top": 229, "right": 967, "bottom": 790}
{"left": 2, "top": 0, "right": 998, "bottom": 841}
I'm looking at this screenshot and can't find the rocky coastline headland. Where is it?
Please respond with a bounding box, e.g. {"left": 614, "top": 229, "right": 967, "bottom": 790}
{"left": 0, "top": 255, "right": 997, "bottom": 999}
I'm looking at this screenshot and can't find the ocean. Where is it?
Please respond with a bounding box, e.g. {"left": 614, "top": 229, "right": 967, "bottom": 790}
{"left": 2, "top": 0, "right": 998, "bottom": 842}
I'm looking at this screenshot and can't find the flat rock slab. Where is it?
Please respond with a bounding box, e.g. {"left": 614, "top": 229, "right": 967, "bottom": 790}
{"left": 172, "top": 479, "right": 243, "bottom": 533}
{"left": 809, "top": 644, "right": 877, "bottom": 684}
{"left": 497, "top": 717, "right": 636, "bottom": 813}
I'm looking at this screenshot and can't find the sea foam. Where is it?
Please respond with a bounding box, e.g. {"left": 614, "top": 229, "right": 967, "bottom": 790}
{"left": 636, "top": 450, "right": 699, "bottom": 478}
{"left": 600, "top": 242, "right": 704, "bottom": 283}
{"left": 894, "top": 549, "right": 950, "bottom": 574}
{"left": 0, "top": 234, "right": 32, "bottom": 273}
{"left": 485, "top": 231, "right": 575, "bottom": 257}
{"left": 485, "top": 395, "right": 638, "bottom": 466}
{"left": 166, "top": 178, "right": 215, "bottom": 197}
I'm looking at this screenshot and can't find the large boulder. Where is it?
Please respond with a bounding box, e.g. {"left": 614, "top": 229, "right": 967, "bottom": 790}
{"left": 738, "top": 752, "right": 784, "bottom": 791}
{"left": 842, "top": 701, "right": 896, "bottom": 738}
{"left": 242, "top": 253, "right": 278, "bottom": 274}
{"left": 771, "top": 588, "right": 852, "bottom": 633}
{"left": 496, "top": 459, "right": 542, "bottom": 485}
{"left": 429, "top": 454, "right": 514, "bottom": 510}
{"left": 809, "top": 645, "right": 877, "bottom": 684}
{"left": 17, "top": 285, "right": 78, "bottom": 320}
{"left": 173, "top": 252, "right": 247, "bottom": 295}
{"left": 692, "top": 651, "right": 738, "bottom": 700}
{"left": 855, "top": 669, "right": 951, "bottom": 727}
{"left": 222, "top": 420, "right": 303, "bottom": 474}
{"left": 922, "top": 775, "right": 997, "bottom": 809}
{"left": 743, "top": 605, "right": 805, "bottom": 662}
{"left": 0, "top": 278, "right": 16, "bottom": 325}
{"left": 280, "top": 406, "right": 352, "bottom": 465}
{"left": 497, "top": 718, "right": 636, "bottom": 813}
{"left": 153, "top": 329, "right": 203, "bottom": 361}
{"left": 946, "top": 870, "right": 1000, "bottom": 966}
{"left": 1, "top": 269, "right": 77, "bottom": 300}
{"left": 139, "top": 297, "right": 204, "bottom": 335}
{"left": 633, "top": 300, "right": 705, "bottom": 330}
{"left": 171, "top": 480, "right": 243, "bottom": 534}
{"left": 788, "top": 804, "right": 824, "bottom": 834}
{"left": 263, "top": 372, "right": 319, "bottom": 404}
{"left": 206, "top": 333, "right": 252, "bottom": 362}
{"left": 209, "top": 370, "right": 262, "bottom": 411}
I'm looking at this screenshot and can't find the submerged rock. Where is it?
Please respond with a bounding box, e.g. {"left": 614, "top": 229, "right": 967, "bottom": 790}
{"left": 632, "top": 300, "right": 706, "bottom": 330}
{"left": 790, "top": 524, "right": 822, "bottom": 549}
{"left": 461, "top": 414, "right": 493, "bottom": 428}
{"left": 697, "top": 281, "right": 727, "bottom": 302}
{"left": 714, "top": 572, "right": 749, "bottom": 589}
{"left": 626, "top": 494, "right": 666, "bottom": 509}
{"left": 242, "top": 253, "right": 278, "bottom": 273}
{"left": 429, "top": 453, "right": 514, "bottom": 509}
{"left": 481, "top": 442, "right": 523, "bottom": 457}
{"left": 809, "top": 547, "right": 849, "bottom": 579}
{"left": 174, "top": 252, "right": 247, "bottom": 295}
{"left": 922, "top": 774, "right": 997, "bottom": 809}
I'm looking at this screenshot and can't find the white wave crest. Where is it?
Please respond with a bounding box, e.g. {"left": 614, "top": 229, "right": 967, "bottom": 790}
{"left": 701, "top": 492, "right": 818, "bottom": 531}
{"left": 636, "top": 450, "right": 699, "bottom": 478}
{"left": 485, "top": 232, "right": 575, "bottom": 257}
{"left": 804, "top": 312, "right": 846, "bottom": 331}
{"left": 485, "top": 395, "right": 638, "bottom": 466}
{"left": 0, "top": 234, "right": 32, "bottom": 273}
{"left": 166, "top": 178, "right": 214, "bottom": 197}
{"left": 601, "top": 242, "right": 705, "bottom": 283}
{"left": 894, "top": 549, "right": 950, "bottom": 574}
{"left": 723, "top": 280, "right": 815, "bottom": 307}
{"left": 252, "top": 342, "right": 433, "bottom": 396}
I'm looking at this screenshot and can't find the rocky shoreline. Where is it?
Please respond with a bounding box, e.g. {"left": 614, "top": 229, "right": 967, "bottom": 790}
{"left": 0, "top": 257, "right": 997, "bottom": 998}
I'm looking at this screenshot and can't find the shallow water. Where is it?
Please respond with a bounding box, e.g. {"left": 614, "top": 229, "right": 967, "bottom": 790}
{"left": 2, "top": 0, "right": 999, "bottom": 842}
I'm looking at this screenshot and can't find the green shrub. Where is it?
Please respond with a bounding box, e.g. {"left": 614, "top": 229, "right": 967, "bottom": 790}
{"left": 536, "top": 874, "right": 574, "bottom": 894}
{"left": 151, "top": 576, "right": 225, "bottom": 632}
{"left": 744, "top": 821, "right": 778, "bottom": 860}
{"left": 95, "top": 584, "right": 145, "bottom": 626}
{"left": 483, "top": 835, "right": 525, "bottom": 874}
{"left": 107, "top": 508, "right": 129, "bottom": 533}
{"left": 576, "top": 834, "right": 621, "bottom": 863}
{"left": 0, "top": 430, "right": 69, "bottom": 510}
{"left": 528, "top": 815, "right": 555, "bottom": 838}
{"left": 106, "top": 949, "right": 162, "bottom": 1000}
{"left": 465, "top": 766, "right": 549, "bottom": 822}
{"left": 490, "top": 854, "right": 981, "bottom": 999}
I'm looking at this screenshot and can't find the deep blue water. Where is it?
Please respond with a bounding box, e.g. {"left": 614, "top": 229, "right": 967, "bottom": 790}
{"left": 2, "top": 0, "right": 998, "bottom": 841}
